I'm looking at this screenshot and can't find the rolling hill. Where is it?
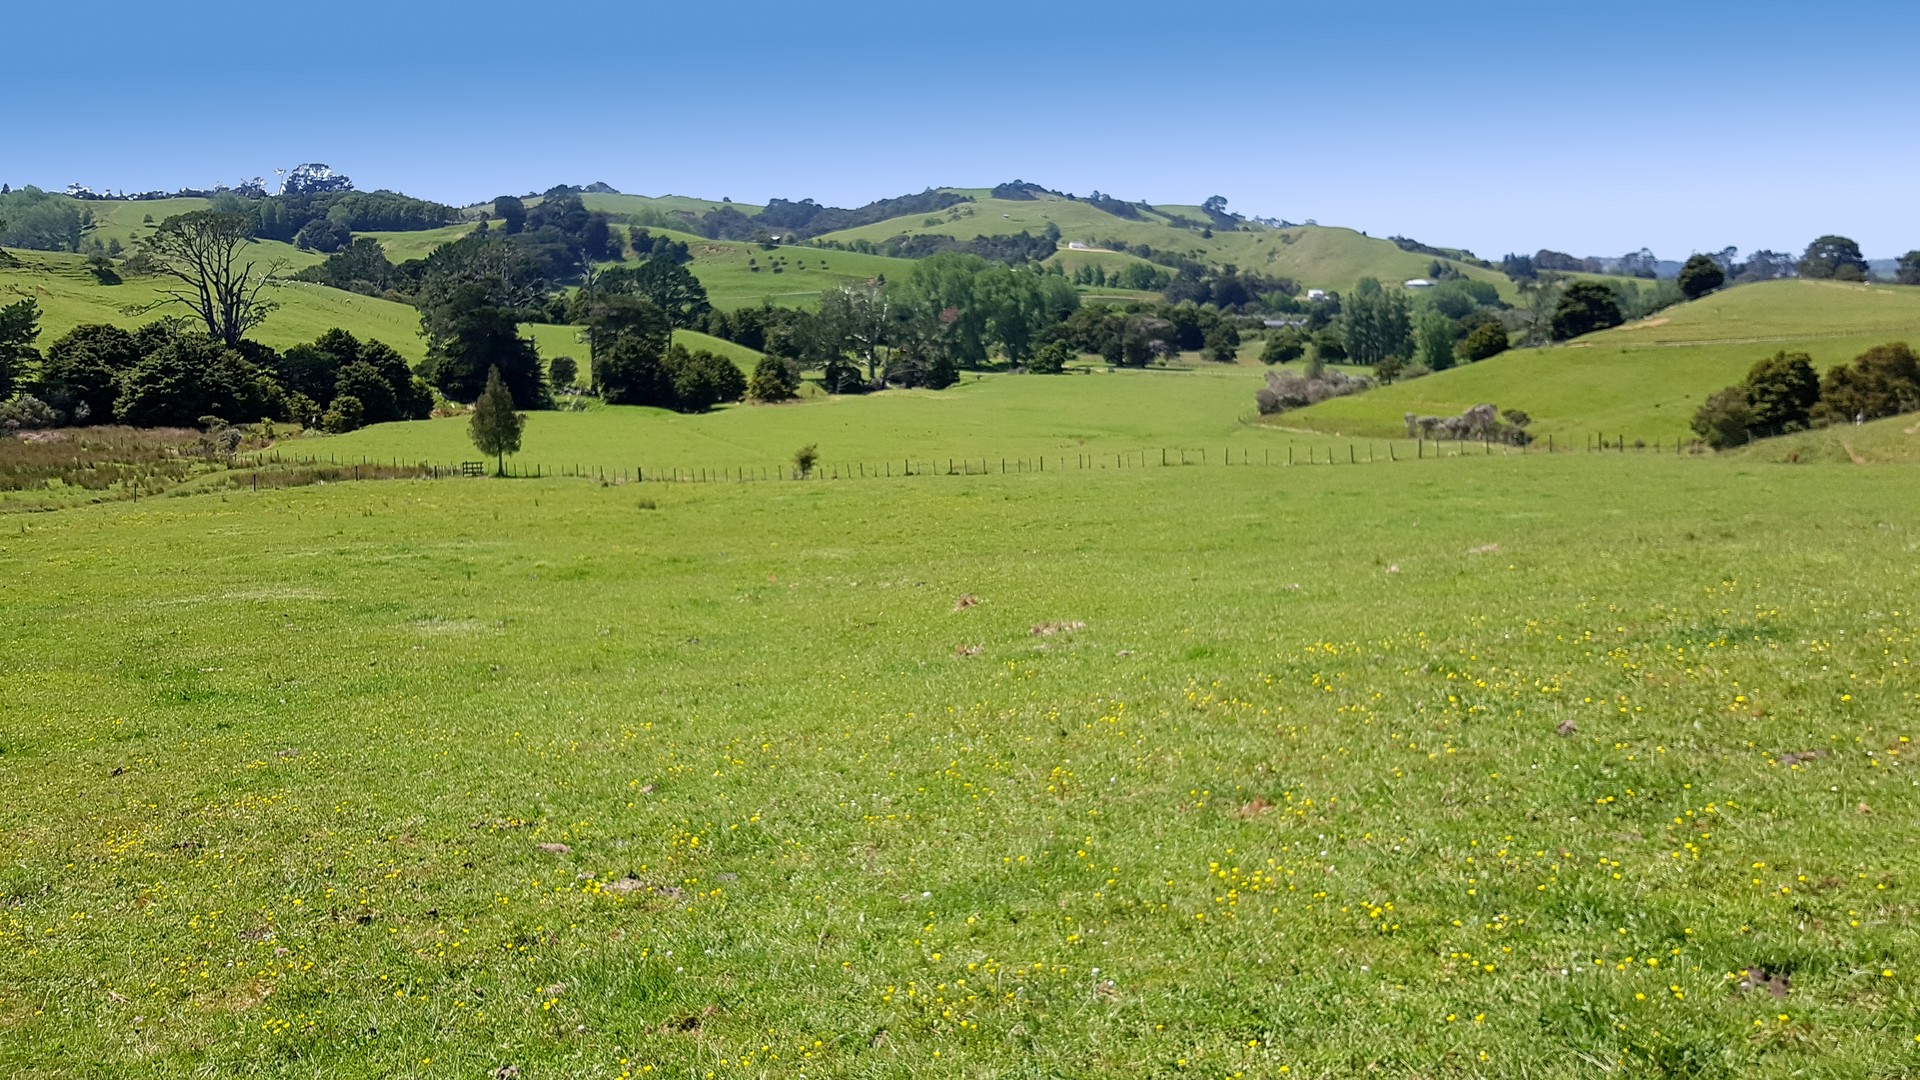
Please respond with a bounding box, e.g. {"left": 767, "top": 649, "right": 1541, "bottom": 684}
{"left": 1284, "top": 279, "right": 1920, "bottom": 443}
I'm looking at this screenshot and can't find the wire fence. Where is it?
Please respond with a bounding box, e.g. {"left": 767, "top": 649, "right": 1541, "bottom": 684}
{"left": 243, "top": 433, "right": 1713, "bottom": 487}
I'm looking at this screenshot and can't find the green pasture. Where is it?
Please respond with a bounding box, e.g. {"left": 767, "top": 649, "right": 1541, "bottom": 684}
{"left": 2, "top": 452, "right": 1917, "bottom": 1077}
{"left": 1288, "top": 281, "right": 1920, "bottom": 443}
{"left": 812, "top": 198, "right": 1518, "bottom": 298}
{"left": 0, "top": 252, "right": 423, "bottom": 357}
{"left": 304, "top": 364, "right": 1304, "bottom": 470}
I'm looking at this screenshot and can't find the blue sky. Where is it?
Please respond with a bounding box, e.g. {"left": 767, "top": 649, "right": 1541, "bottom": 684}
{"left": 7, "top": 1, "right": 1916, "bottom": 258}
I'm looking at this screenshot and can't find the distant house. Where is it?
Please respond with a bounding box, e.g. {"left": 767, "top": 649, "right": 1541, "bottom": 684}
{"left": 1306, "top": 289, "right": 1330, "bottom": 302}
{"left": 1403, "top": 279, "right": 1435, "bottom": 289}
{"left": 1067, "top": 241, "right": 1091, "bottom": 251}
{"left": 1263, "top": 318, "right": 1308, "bottom": 329}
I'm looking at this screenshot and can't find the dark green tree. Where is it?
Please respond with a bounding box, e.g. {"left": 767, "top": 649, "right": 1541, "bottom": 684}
{"left": 1691, "top": 386, "right": 1754, "bottom": 449}
{"left": 1204, "top": 323, "right": 1241, "bottom": 363}
{"left": 1741, "top": 351, "right": 1820, "bottom": 433}
{"left": 493, "top": 196, "right": 527, "bottom": 235}
{"left": 1811, "top": 342, "right": 1920, "bottom": 424}
{"left": 586, "top": 294, "right": 671, "bottom": 377}
{"left": 1797, "top": 235, "right": 1868, "bottom": 280}
{"left": 1459, "top": 320, "right": 1509, "bottom": 361}
{"left": 746, "top": 355, "right": 800, "bottom": 401}
{"left": 663, "top": 344, "right": 746, "bottom": 412}
{"left": 1342, "top": 278, "right": 1412, "bottom": 366}
{"left": 1260, "top": 328, "right": 1306, "bottom": 365}
{"left": 594, "top": 333, "right": 675, "bottom": 406}
{"left": 1678, "top": 254, "right": 1727, "bottom": 300}
{"left": 37, "top": 322, "right": 140, "bottom": 423}
{"left": 1897, "top": 251, "right": 1920, "bottom": 287}
{"left": 419, "top": 285, "right": 550, "bottom": 407}
{"left": 601, "top": 255, "right": 712, "bottom": 330}
{"left": 1028, "top": 339, "right": 1073, "bottom": 374}
{"left": 468, "top": 365, "right": 525, "bottom": 474}
{"left": 115, "top": 335, "right": 282, "bottom": 427}
{"left": 1550, "top": 281, "right": 1624, "bottom": 340}
{"left": 0, "top": 298, "right": 41, "bottom": 401}
{"left": 548, "top": 356, "right": 578, "bottom": 389}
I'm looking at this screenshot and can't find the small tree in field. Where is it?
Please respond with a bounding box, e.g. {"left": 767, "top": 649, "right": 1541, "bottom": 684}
{"left": 793, "top": 443, "right": 819, "bottom": 478}
{"left": 1678, "top": 254, "right": 1726, "bottom": 300}
{"left": 469, "top": 365, "right": 524, "bottom": 475}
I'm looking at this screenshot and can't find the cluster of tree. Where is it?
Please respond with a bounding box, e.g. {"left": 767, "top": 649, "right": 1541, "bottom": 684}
{"left": 201, "top": 188, "right": 459, "bottom": 251}
{"left": 870, "top": 231, "right": 1059, "bottom": 265}
{"left": 1048, "top": 300, "right": 1250, "bottom": 367}
{"left": 1795, "top": 235, "right": 1869, "bottom": 281}
{"left": 694, "top": 190, "right": 971, "bottom": 242}
{"left": 629, "top": 228, "right": 691, "bottom": 264}
{"left": 0, "top": 187, "right": 95, "bottom": 252}
{"left": 489, "top": 191, "right": 622, "bottom": 280}
{"left": 1691, "top": 344, "right": 1920, "bottom": 448}
{"left": 1162, "top": 265, "right": 1297, "bottom": 309}
{"left": 1069, "top": 261, "right": 1170, "bottom": 291}
{"left": 0, "top": 300, "right": 429, "bottom": 431}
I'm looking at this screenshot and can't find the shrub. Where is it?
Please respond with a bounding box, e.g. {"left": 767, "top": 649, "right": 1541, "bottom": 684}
{"left": 0, "top": 394, "right": 58, "bottom": 430}
{"left": 747, "top": 355, "right": 801, "bottom": 401}
{"left": 1550, "top": 281, "right": 1625, "bottom": 340}
{"left": 663, "top": 345, "right": 746, "bottom": 413}
{"left": 1810, "top": 342, "right": 1920, "bottom": 425}
{"left": 1027, "top": 340, "right": 1073, "bottom": 375}
{"left": 320, "top": 394, "right": 365, "bottom": 433}
{"left": 1678, "top": 254, "right": 1725, "bottom": 300}
{"left": 1255, "top": 368, "right": 1371, "bottom": 415}
{"left": 793, "top": 443, "right": 819, "bottom": 478}
{"left": 1405, "top": 403, "right": 1531, "bottom": 444}
{"left": 1203, "top": 324, "right": 1240, "bottom": 363}
{"left": 1459, "top": 321, "right": 1509, "bottom": 362}
{"left": 1691, "top": 386, "right": 1754, "bottom": 449}
{"left": 548, "top": 356, "right": 579, "bottom": 389}
{"left": 1260, "top": 329, "right": 1305, "bottom": 365}
{"left": 1742, "top": 351, "right": 1819, "bottom": 433}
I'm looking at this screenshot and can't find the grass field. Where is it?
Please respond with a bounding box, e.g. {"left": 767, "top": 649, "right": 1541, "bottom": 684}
{"left": 2, "top": 451, "right": 1917, "bottom": 1078}
{"left": 305, "top": 363, "right": 1302, "bottom": 470}
{"left": 1288, "top": 280, "right": 1920, "bottom": 443}
{"left": 1, "top": 252, "right": 424, "bottom": 357}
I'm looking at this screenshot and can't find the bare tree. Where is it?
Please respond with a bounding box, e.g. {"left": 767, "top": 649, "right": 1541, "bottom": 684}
{"left": 137, "top": 212, "right": 284, "bottom": 346}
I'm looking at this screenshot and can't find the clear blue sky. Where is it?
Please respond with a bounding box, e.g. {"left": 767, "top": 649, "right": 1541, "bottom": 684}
{"left": 7, "top": 1, "right": 1915, "bottom": 259}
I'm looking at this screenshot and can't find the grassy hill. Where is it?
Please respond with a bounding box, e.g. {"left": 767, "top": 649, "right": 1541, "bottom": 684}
{"left": 1, "top": 250, "right": 426, "bottom": 355}
{"left": 1734, "top": 410, "right": 1920, "bottom": 464}
{"left": 650, "top": 232, "right": 917, "bottom": 310}
{"left": 810, "top": 195, "right": 1519, "bottom": 297}
{"left": 1286, "top": 280, "right": 1920, "bottom": 443}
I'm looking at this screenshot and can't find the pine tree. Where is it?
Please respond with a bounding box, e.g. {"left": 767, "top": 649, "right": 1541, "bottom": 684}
{"left": 469, "top": 365, "right": 524, "bottom": 475}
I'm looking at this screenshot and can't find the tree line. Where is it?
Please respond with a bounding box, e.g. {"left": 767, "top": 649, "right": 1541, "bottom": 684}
{"left": 1691, "top": 343, "right": 1920, "bottom": 449}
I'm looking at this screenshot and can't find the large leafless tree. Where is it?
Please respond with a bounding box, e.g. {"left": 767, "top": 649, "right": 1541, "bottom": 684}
{"left": 138, "top": 211, "right": 284, "bottom": 346}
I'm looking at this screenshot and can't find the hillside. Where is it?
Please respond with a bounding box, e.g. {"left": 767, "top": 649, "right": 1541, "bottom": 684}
{"left": 1, "top": 250, "right": 427, "bottom": 356}
{"left": 1284, "top": 279, "right": 1920, "bottom": 442}
{"left": 808, "top": 194, "right": 1519, "bottom": 297}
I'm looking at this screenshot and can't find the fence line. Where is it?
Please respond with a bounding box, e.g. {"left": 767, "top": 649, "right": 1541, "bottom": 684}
{"left": 239, "top": 434, "right": 1713, "bottom": 488}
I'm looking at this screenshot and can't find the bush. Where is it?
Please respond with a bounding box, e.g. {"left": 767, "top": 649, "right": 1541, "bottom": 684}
{"left": 747, "top": 355, "right": 801, "bottom": 401}
{"left": 548, "top": 356, "right": 579, "bottom": 389}
{"left": 1691, "top": 386, "right": 1754, "bottom": 449}
{"left": 1742, "top": 351, "right": 1819, "bottom": 433}
{"left": 1459, "top": 321, "right": 1509, "bottom": 362}
{"left": 0, "top": 394, "right": 58, "bottom": 430}
{"left": 1678, "top": 254, "right": 1725, "bottom": 300}
{"left": 1255, "top": 368, "right": 1371, "bottom": 415}
{"left": 321, "top": 394, "right": 365, "bottom": 433}
{"left": 1203, "top": 324, "right": 1240, "bottom": 363}
{"left": 1027, "top": 340, "right": 1073, "bottom": 375}
{"left": 1260, "top": 331, "right": 1305, "bottom": 365}
{"left": 1550, "top": 281, "right": 1625, "bottom": 340}
{"left": 793, "top": 443, "right": 819, "bottom": 478}
{"left": 663, "top": 345, "right": 746, "bottom": 413}
{"left": 1403, "top": 403, "right": 1531, "bottom": 445}
{"left": 1810, "top": 342, "right": 1920, "bottom": 425}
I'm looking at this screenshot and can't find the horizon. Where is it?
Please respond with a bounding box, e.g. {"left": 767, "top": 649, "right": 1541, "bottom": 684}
{"left": 5, "top": 0, "right": 1917, "bottom": 260}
